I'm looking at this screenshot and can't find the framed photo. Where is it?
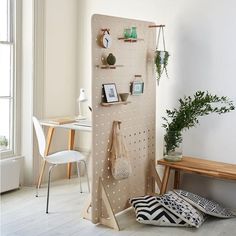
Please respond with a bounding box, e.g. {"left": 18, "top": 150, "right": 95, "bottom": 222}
{"left": 130, "top": 81, "right": 144, "bottom": 95}
{"left": 103, "top": 83, "right": 119, "bottom": 103}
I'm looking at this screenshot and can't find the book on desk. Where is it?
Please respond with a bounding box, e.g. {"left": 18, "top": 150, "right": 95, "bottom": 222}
{"left": 44, "top": 117, "right": 92, "bottom": 127}
{"left": 45, "top": 117, "right": 76, "bottom": 125}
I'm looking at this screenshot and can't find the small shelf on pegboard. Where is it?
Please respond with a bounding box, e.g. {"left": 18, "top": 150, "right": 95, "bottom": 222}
{"left": 118, "top": 37, "right": 144, "bottom": 42}
{"left": 101, "top": 101, "right": 131, "bottom": 107}
{"left": 96, "top": 65, "right": 124, "bottom": 69}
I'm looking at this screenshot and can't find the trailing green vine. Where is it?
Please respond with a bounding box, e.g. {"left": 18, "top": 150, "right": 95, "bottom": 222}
{"left": 162, "top": 91, "right": 235, "bottom": 154}
{"left": 155, "top": 50, "right": 170, "bottom": 83}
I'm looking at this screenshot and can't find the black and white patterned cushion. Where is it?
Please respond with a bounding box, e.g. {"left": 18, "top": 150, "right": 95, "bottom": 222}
{"left": 130, "top": 195, "right": 189, "bottom": 227}
{"left": 158, "top": 191, "right": 206, "bottom": 228}
{"left": 174, "top": 189, "right": 236, "bottom": 218}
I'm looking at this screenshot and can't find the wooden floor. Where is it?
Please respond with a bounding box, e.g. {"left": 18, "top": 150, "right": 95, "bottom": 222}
{"left": 1, "top": 178, "right": 236, "bottom": 236}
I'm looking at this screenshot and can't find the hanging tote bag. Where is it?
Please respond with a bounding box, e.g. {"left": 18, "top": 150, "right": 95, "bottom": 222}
{"left": 110, "top": 121, "right": 132, "bottom": 180}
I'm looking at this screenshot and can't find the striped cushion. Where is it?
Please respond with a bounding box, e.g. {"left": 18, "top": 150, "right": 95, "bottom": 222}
{"left": 130, "top": 195, "right": 189, "bottom": 227}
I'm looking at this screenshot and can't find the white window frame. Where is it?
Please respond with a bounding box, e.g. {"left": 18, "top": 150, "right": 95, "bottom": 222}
{"left": 0, "top": 0, "right": 21, "bottom": 159}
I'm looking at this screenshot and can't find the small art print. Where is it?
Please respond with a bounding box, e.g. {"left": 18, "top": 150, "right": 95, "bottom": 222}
{"left": 103, "top": 83, "right": 119, "bottom": 103}
{"left": 131, "top": 81, "right": 144, "bottom": 95}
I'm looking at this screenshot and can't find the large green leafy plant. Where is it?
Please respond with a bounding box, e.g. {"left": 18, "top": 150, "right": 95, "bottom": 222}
{"left": 162, "top": 91, "right": 235, "bottom": 154}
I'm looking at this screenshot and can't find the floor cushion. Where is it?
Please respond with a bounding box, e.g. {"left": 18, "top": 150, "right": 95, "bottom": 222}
{"left": 130, "top": 195, "right": 189, "bottom": 227}
{"left": 174, "top": 189, "right": 236, "bottom": 218}
{"left": 158, "top": 191, "right": 206, "bottom": 228}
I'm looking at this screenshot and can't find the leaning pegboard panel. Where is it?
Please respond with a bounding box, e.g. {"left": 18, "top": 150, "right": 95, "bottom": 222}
{"left": 91, "top": 14, "right": 156, "bottom": 224}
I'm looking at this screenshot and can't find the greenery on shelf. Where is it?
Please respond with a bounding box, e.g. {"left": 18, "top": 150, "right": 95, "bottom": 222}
{"left": 155, "top": 50, "right": 170, "bottom": 83}
{"left": 162, "top": 91, "right": 235, "bottom": 154}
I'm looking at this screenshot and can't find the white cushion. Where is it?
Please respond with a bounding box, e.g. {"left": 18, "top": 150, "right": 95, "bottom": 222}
{"left": 174, "top": 189, "right": 236, "bottom": 218}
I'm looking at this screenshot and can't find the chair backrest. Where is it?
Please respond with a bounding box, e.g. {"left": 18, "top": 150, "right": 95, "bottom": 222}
{"left": 32, "top": 116, "right": 46, "bottom": 158}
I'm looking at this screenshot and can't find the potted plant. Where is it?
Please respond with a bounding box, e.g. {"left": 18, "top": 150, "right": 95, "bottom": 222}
{"left": 162, "top": 91, "right": 235, "bottom": 161}
{"left": 155, "top": 26, "right": 170, "bottom": 84}
{"left": 155, "top": 50, "right": 170, "bottom": 83}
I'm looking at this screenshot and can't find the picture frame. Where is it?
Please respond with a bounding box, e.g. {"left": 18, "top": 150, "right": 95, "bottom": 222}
{"left": 130, "top": 81, "right": 144, "bottom": 95}
{"left": 103, "top": 83, "right": 119, "bottom": 103}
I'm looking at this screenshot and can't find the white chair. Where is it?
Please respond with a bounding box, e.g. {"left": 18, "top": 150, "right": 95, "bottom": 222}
{"left": 32, "top": 116, "right": 90, "bottom": 213}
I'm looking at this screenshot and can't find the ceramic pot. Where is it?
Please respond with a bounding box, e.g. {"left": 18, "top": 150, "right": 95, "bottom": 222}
{"left": 106, "top": 53, "right": 116, "bottom": 65}
{"left": 119, "top": 93, "right": 129, "bottom": 102}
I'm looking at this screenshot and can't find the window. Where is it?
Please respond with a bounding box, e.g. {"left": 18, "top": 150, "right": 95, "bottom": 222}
{"left": 0, "top": 0, "right": 20, "bottom": 157}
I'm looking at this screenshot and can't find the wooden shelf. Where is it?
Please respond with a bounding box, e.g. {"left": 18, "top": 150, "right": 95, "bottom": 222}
{"left": 118, "top": 37, "right": 144, "bottom": 42}
{"left": 101, "top": 101, "right": 131, "bottom": 106}
{"left": 96, "top": 65, "right": 124, "bottom": 69}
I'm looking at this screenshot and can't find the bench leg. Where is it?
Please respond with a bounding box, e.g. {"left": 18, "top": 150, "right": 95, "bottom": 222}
{"left": 174, "top": 170, "right": 180, "bottom": 189}
{"left": 160, "top": 166, "right": 170, "bottom": 195}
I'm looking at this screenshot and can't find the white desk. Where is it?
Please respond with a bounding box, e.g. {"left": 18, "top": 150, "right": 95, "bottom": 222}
{"left": 37, "top": 119, "right": 92, "bottom": 188}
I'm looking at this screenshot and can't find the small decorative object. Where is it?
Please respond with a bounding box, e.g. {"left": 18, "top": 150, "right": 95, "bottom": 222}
{"left": 130, "top": 26, "right": 137, "bottom": 38}
{"left": 124, "top": 28, "right": 131, "bottom": 38}
{"left": 155, "top": 26, "right": 170, "bottom": 84}
{"left": 106, "top": 53, "right": 116, "bottom": 65}
{"left": 110, "top": 121, "right": 132, "bottom": 180}
{"left": 162, "top": 91, "right": 235, "bottom": 161}
{"left": 130, "top": 75, "right": 144, "bottom": 95}
{"left": 76, "top": 88, "right": 88, "bottom": 120}
{"left": 119, "top": 93, "right": 129, "bottom": 102}
{"left": 103, "top": 83, "right": 119, "bottom": 103}
{"left": 100, "top": 29, "right": 112, "bottom": 48}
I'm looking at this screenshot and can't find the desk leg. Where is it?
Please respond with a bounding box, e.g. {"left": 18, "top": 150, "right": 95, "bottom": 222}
{"left": 67, "top": 129, "right": 75, "bottom": 179}
{"left": 174, "top": 170, "right": 180, "bottom": 189}
{"left": 160, "top": 166, "right": 170, "bottom": 195}
{"left": 37, "top": 127, "right": 55, "bottom": 188}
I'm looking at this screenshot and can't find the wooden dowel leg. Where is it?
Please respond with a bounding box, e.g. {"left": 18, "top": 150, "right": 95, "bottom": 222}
{"left": 67, "top": 129, "right": 75, "bottom": 179}
{"left": 174, "top": 170, "right": 180, "bottom": 189}
{"left": 37, "top": 160, "right": 46, "bottom": 189}
{"left": 160, "top": 166, "right": 170, "bottom": 195}
{"left": 37, "top": 127, "right": 55, "bottom": 188}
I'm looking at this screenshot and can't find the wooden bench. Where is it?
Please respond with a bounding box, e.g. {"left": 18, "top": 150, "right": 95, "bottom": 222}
{"left": 157, "top": 156, "right": 236, "bottom": 195}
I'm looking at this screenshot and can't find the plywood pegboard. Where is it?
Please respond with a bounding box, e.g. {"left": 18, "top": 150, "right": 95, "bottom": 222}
{"left": 91, "top": 14, "right": 156, "bottom": 224}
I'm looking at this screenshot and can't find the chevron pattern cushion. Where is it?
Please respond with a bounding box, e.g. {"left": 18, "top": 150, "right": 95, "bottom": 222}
{"left": 159, "top": 191, "right": 206, "bottom": 228}
{"left": 174, "top": 189, "right": 236, "bottom": 218}
{"left": 130, "top": 195, "right": 189, "bottom": 227}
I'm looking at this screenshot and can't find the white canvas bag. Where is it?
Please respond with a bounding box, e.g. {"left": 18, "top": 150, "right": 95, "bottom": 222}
{"left": 110, "top": 121, "right": 132, "bottom": 180}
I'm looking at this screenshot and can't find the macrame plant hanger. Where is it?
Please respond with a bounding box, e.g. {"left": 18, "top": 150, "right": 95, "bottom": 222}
{"left": 155, "top": 26, "right": 169, "bottom": 84}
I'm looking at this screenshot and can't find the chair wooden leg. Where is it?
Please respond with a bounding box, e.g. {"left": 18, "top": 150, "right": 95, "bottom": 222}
{"left": 160, "top": 166, "right": 170, "bottom": 195}
{"left": 67, "top": 129, "right": 75, "bottom": 179}
{"left": 37, "top": 127, "right": 54, "bottom": 190}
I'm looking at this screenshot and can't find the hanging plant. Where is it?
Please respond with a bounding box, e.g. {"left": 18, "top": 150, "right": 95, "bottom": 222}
{"left": 155, "top": 26, "right": 170, "bottom": 84}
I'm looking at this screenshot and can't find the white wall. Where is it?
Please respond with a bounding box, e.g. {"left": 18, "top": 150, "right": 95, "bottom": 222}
{"left": 76, "top": 0, "right": 236, "bottom": 208}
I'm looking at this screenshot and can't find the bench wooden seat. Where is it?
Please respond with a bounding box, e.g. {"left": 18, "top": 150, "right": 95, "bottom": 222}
{"left": 157, "top": 156, "right": 236, "bottom": 194}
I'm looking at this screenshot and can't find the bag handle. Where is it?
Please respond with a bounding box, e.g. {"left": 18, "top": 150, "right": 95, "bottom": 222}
{"left": 110, "top": 121, "right": 122, "bottom": 158}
